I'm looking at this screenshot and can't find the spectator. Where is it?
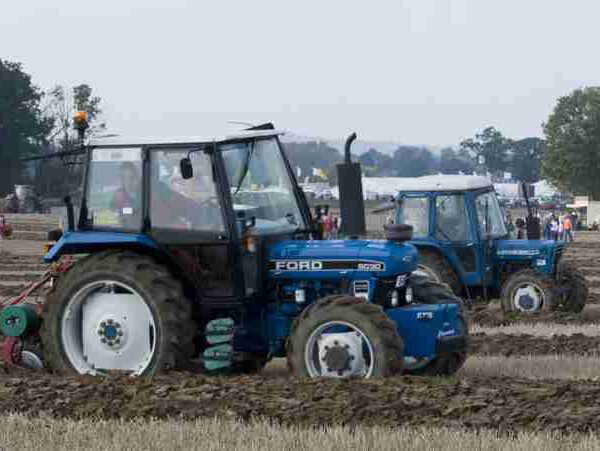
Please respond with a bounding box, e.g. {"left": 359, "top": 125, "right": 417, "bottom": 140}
{"left": 563, "top": 214, "right": 573, "bottom": 242}
{"left": 549, "top": 214, "right": 559, "bottom": 241}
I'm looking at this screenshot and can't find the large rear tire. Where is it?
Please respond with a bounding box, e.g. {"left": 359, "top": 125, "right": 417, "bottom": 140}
{"left": 41, "top": 251, "right": 196, "bottom": 375}
{"left": 416, "top": 250, "right": 462, "bottom": 295}
{"left": 287, "top": 296, "right": 403, "bottom": 378}
{"left": 556, "top": 263, "right": 588, "bottom": 313}
{"left": 500, "top": 269, "right": 556, "bottom": 313}
{"left": 406, "top": 275, "right": 469, "bottom": 376}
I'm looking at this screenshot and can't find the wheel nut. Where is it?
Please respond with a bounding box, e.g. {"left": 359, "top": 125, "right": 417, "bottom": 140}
{"left": 101, "top": 338, "right": 106, "bottom": 343}
{"left": 115, "top": 339, "right": 120, "bottom": 345}
{"left": 108, "top": 341, "right": 114, "bottom": 347}
{"left": 107, "top": 319, "right": 114, "bottom": 325}
{"left": 100, "top": 321, "right": 106, "bottom": 327}
{"left": 97, "top": 329, "right": 103, "bottom": 335}
{"left": 115, "top": 322, "right": 121, "bottom": 328}
{"left": 118, "top": 330, "right": 123, "bottom": 336}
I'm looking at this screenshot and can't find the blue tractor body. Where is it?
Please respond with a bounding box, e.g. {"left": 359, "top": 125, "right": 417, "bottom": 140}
{"left": 46, "top": 231, "right": 465, "bottom": 369}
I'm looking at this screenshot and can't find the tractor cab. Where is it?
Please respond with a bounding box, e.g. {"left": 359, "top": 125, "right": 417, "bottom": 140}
{"left": 393, "top": 175, "right": 586, "bottom": 313}
{"left": 49, "top": 129, "right": 314, "bottom": 306}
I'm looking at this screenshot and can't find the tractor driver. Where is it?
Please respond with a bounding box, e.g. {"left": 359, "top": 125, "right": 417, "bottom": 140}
{"left": 151, "top": 153, "right": 224, "bottom": 231}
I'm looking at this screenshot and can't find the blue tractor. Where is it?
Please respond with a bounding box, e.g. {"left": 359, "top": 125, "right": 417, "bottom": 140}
{"left": 384, "top": 175, "right": 587, "bottom": 314}
{"left": 11, "top": 123, "right": 468, "bottom": 377}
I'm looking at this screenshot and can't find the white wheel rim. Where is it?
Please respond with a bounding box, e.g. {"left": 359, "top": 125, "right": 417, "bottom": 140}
{"left": 304, "top": 320, "right": 375, "bottom": 378}
{"left": 512, "top": 282, "right": 546, "bottom": 312}
{"left": 414, "top": 265, "right": 441, "bottom": 282}
{"left": 61, "top": 280, "right": 157, "bottom": 375}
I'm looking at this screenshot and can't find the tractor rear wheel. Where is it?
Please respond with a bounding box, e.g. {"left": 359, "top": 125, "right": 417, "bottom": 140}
{"left": 556, "top": 263, "right": 588, "bottom": 313}
{"left": 42, "top": 251, "right": 196, "bottom": 375}
{"left": 415, "top": 250, "right": 461, "bottom": 295}
{"left": 500, "top": 269, "right": 556, "bottom": 313}
{"left": 407, "top": 275, "right": 469, "bottom": 376}
{"left": 287, "top": 295, "right": 403, "bottom": 378}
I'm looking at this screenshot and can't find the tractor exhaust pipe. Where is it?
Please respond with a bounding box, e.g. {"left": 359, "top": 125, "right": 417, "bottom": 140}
{"left": 337, "top": 132, "right": 366, "bottom": 239}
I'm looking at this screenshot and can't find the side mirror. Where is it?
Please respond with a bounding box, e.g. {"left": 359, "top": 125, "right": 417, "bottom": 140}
{"left": 180, "top": 158, "right": 193, "bottom": 180}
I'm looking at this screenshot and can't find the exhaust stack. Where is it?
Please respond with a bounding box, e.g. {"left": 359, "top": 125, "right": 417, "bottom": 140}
{"left": 336, "top": 132, "right": 366, "bottom": 238}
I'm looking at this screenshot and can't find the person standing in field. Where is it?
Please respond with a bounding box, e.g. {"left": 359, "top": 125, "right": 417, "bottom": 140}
{"left": 563, "top": 214, "right": 573, "bottom": 242}
{"left": 549, "top": 214, "right": 559, "bottom": 241}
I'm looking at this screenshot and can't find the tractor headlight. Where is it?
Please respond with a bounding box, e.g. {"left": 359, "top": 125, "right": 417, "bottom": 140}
{"left": 405, "top": 286, "right": 413, "bottom": 303}
{"left": 391, "top": 290, "right": 400, "bottom": 307}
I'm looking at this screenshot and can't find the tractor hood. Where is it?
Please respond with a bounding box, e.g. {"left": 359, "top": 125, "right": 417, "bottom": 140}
{"left": 268, "top": 239, "right": 418, "bottom": 280}
{"left": 494, "top": 239, "right": 558, "bottom": 260}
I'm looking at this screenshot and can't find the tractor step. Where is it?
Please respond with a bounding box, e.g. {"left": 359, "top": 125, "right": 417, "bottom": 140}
{"left": 203, "top": 318, "right": 235, "bottom": 371}
{"left": 205, "top": 318, "right": 234, "bottom": 345}
{"left": 203, "top": 344, "right": 233, "bottom": 371}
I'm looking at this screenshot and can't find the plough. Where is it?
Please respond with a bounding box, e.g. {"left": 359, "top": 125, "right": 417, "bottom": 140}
{"left": 0, "top": 256, "right": 72, "bottom": 369}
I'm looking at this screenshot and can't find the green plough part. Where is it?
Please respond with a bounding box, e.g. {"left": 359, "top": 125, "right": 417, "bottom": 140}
{"left": 203, "top": 344, "right": 233, "bottom": 371}
{"left": 203, "top": 318, "right": 235, "bottom": 371}
{"left": 205, "top": 318, "right": 234, "bottom": 345}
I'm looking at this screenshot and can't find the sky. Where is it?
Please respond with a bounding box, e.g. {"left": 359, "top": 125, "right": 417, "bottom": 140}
{"left": 2, "top": 0, "right": 599, "bottom": 147}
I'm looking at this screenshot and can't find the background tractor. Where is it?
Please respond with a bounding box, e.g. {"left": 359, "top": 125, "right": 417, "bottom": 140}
{"left": 0, "top": 123, "right": 468, "bottom": 378}
{"left": 380, "top": 175, "right": 587, "bottom": 314}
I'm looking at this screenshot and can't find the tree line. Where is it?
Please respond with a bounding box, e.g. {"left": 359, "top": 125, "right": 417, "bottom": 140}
{"left": 287, "top": 130, "right": 545, "bottom": 184}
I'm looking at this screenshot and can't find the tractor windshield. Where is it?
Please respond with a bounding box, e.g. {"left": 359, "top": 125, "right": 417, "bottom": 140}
{"left": 475, "top": 190, "right": 507, "bottom": 238}
{"left": 221, "top": 138, "right": 305, "bottom": 233}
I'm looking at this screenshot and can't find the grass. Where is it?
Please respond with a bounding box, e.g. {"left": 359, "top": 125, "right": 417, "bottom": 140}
{"left": 471, "top": 322, "right": 600, "bottom": 337}
{"left": 3, "top": 415, "right": 600, "bottom": 451}
{"left": 460, "top": 355, "right": 600, "bottom": 380}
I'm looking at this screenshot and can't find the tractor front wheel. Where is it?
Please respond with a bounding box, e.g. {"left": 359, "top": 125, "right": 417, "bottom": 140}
{"left": 42, "top": 251, "right": 196, "bottom": 376}
{"left": 500, "top": 269, "right": 556, "bottom": 314}
{"left": 287, "top": 296, "right": 403, "bottom": 378}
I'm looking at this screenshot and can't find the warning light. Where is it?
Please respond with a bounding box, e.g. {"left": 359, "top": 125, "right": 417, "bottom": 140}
{"left": 74, "top": 111, "right": 88, "bottom": 125}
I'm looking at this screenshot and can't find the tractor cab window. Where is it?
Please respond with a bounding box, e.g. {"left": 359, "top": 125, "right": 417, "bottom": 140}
{"left": 435, "top": 195, "right": 471, "bottom": 241}
{"left": 475, "top": 191, "right": 507, "bottom": 238}
{"left": 221, "top": 138, "right": 306, "bottom": 234}
{"left": 86, "top": 147, "right": 143, "bottom": 230}
{"left": 150, "top": 149, "right": 225, "bottom": 232}
{"left": 397, "top": 197, "right": 429, "bottom": 237}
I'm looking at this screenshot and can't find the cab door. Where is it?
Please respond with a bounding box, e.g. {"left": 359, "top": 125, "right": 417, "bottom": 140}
{"left": 433, "top": 193, "right": 484, "bottom": 286}
{"left": 146, "top": 147, "right": 240, "bottom": 302}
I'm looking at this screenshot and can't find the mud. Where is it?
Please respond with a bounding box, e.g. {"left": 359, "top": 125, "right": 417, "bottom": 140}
{"left": 470, "top": 304, "right": 600, "bottom": 327}
{"left": 472, "top": 333, "right": 600, "bottom": 356}
{"left": 0, "top": 371, "right": 598, "bottom": 433}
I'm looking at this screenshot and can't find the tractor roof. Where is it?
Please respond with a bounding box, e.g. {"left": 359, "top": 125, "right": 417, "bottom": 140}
{"left": 395, "top": 175, "right": 493, "bottom": 193}
{"left": 88, "top": 129, "right": 285, "bottom": 148}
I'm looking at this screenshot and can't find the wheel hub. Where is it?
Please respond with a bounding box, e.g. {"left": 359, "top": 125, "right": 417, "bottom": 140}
{"left": 322, "top": 343, "right": 352, "bottom": 373}
{"left": 315, "top": 330, "right": 367, "bottom": 378}
{"left": 514, "top": 285, "right": 543, "bottom": 312}
{"left": 97, "top": 318, "right": 125, "bottom": 350}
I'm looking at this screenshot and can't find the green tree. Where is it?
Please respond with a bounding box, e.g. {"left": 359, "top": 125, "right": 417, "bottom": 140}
{"left": 393, "top": 146, "right": 435, "bottom": 177}
{"left": 508, "top": 137, "right": 545, "bottom": 183}
{"left": 543, "top": 87, "right": 600, "bottom": 198}
{"left": 460, "top": 127, "right": 508, "bottom": 176}
{"left": 0, "top": 59, "right": 52, "bottom": 192}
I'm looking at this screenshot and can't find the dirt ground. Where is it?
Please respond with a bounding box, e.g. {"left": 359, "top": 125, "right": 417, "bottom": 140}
{"left": 0, "top": 370, "right": 600, "bottom": 433}
{"left": 2, "top": 216, "right": 600, "bottom": 435}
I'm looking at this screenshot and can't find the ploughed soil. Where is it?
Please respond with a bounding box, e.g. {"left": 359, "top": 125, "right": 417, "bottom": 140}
{"left": 0, "top": 370, "right": 600, "bottom": 433}
{"left": 471, "top": 333, "right": 600, "bottom": 356}
{"left": 470, "top": 304, "right": 600, "bottom": 327}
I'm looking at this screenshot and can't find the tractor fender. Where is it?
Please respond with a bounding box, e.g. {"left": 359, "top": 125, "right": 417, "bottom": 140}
{"left": 44, "top": 231, "right": 158, "bottom": 263}
{"left": 43, "top": 231, "right": 205, "bottom": 309}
